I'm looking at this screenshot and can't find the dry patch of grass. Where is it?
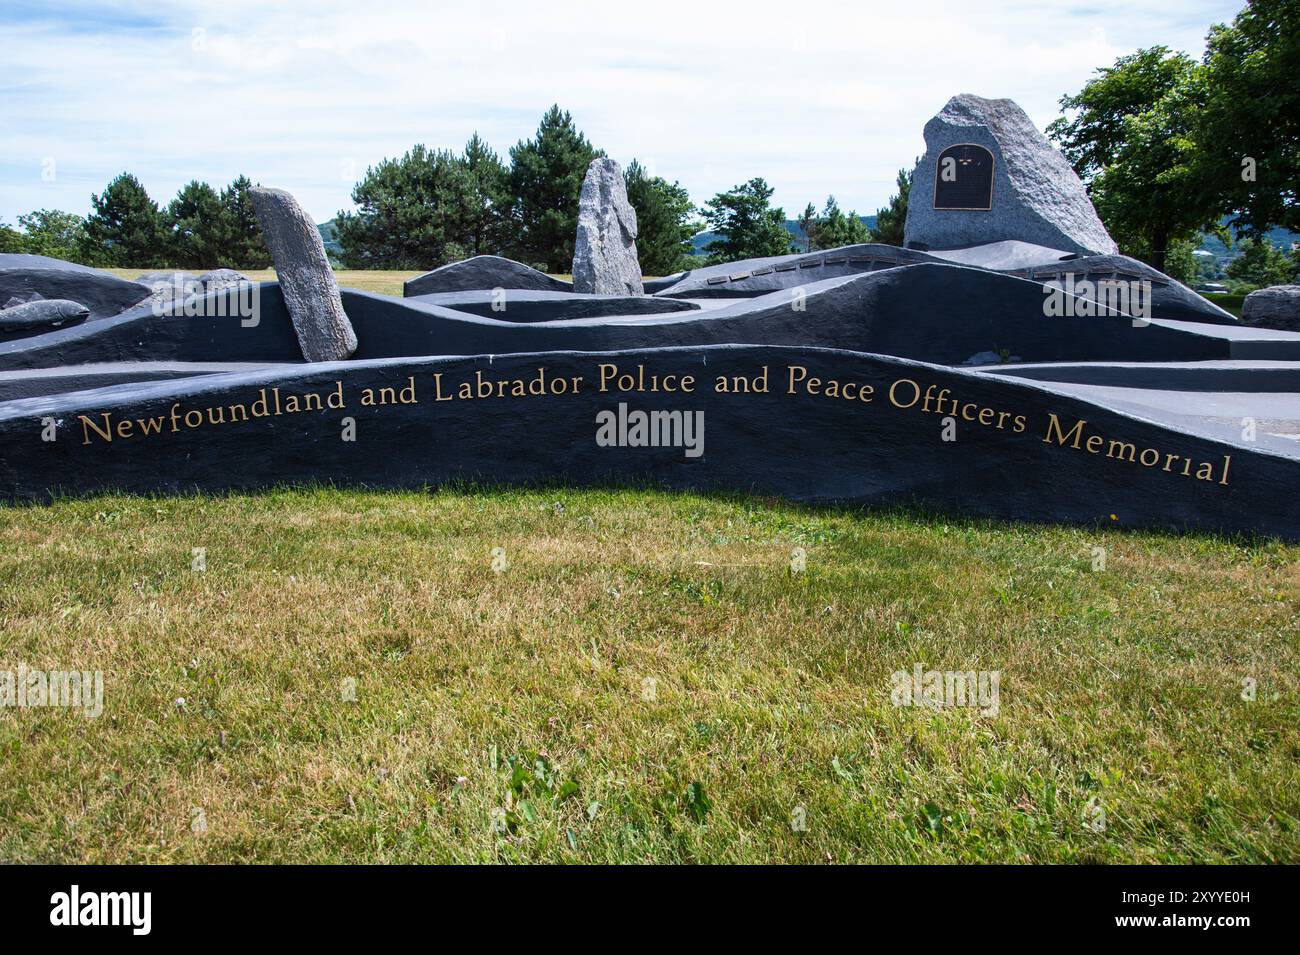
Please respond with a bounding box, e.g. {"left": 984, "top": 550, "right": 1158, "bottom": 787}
{"left": 104, "top": 269, "right": 582, "bottom": 298}
{"left": 0, "top": 487, "right": 1296, "bottom": 863}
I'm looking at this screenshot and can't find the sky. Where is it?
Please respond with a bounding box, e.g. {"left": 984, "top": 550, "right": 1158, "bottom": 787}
{"left": 0, "top": 0, "right": 1246, "bottom": 226}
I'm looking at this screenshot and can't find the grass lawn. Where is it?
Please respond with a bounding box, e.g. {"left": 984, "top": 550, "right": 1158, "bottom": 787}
{"left": 1203, "top": 292, "right": 1247, "bottom": 318}
{"left": 0, "top": 486, "right": 1295, "bottom": 863}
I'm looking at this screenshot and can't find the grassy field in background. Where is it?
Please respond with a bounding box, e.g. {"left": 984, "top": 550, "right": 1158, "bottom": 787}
{"left": 1204, "top": 292, "right": 1247, "bottom": 318}
{"left": 105, "top": 269, "right": 579, "bottom": 297}
{"left": 106, "top": 268, "right": 422, "bottom": 298}
{"left": 0, "top": 486, "right": 1295, "bottom": 863}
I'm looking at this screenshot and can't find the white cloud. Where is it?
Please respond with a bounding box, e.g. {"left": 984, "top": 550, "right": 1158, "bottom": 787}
{"left": 0, "top": 0, "right": 1244, "bottom": 224}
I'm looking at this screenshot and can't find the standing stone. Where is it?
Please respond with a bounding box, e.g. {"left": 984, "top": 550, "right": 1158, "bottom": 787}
{"left": 572, "top": 158, "right": 643, "bottom": 296}
{"left": 904, "top": 94, "right": 1118, "bottom": 256}
{"left": 1241, "top": 284, "right": 1300, "bottom": 332}
{"left": 250, "top": 187, "right": 357, "bottom": 362}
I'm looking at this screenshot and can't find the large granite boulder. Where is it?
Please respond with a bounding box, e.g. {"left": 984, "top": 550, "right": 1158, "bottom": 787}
{"left": 904, "top": 94, "right": 1118, "bottom": 256}
{"left": 250, "top": 187, "right": 356, "bottom": 362}
{"left": 1241, "top": 285, "right": 1300, "bottom": 332}
{"left": 572, "top": 158, "right": 643, "bottom": 296}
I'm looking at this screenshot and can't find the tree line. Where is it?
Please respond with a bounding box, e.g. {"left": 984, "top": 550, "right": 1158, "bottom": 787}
{"left": 0, "top": 174, "right": 269, "bottom": 270}
{"left": 334, "top": 105, "right": 906, "bottom": 274}
{"left": 0, "top": 105, "right": 909, "bottom": 276}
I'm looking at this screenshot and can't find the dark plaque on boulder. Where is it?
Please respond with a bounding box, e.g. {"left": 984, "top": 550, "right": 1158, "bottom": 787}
{"left": 934, "top": 144, "right": 994, "bottom": 211}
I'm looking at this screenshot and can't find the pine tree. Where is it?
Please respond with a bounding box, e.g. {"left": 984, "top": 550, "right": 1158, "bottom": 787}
{"left": 450, "top": 133, "right": 512, "bottom": 257}
{"left": 215, "top": 176, "right": 270, "bottom": 269}
{"left": 624, "top": 160, "right": 698, "bottom": 276}
{"left": 869, "top": 168, "right": 911, "bottom": 246}
{"left": 335, "top": 145, "right": 465, "bottom": 268}
{"left": 797, "top": 203, "right": 818, "bottom": 253}
{"left": 699, "top": 178, "right": 792, "bottom": 264}
{"left": 805, "top": 196, "right": 872, "bottom": 250}
{"left": 83, "top": 173, "right": 167, "bottom": 267}
{"left": 166, "top": 181, "right": 225, "bottom": 268}
{"left": 508, "top": 106, "right": 601, "bottom": 271}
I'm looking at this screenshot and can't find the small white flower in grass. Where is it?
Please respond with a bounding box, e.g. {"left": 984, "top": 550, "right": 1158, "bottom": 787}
{"left": 175, "top": 697, "right": 186, "bottom": 708}
{"left": 455, "top": 776, "right": 469, "bottom": 789}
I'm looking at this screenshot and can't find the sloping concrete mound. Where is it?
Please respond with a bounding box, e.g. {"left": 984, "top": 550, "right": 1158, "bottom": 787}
{"left": 6, "top": 267, "right": 1295, "bottom": 374}
{"left": 0, "top": 253, "right": 107, "bottom": 273}
{"left": 0, "top": 284, "right": 302, "bottom": 370}
{"left": 3, "top": 346, "right": 1297, "bottom": 539}
{"left": 652, "top": 244, "right": 938, "bottom": 298}
{"left": 654, "top": 241, "right": 1233, "bottom": 325}
{"left": 406, "top": 289, "right": 697, "bottom": 323}
{"left": 0, "top": 259, "right": 151, "bottom": 318}
{"left": 904, "top": 94, "right": 1119, "bottom": 256}
{"left": 404, "top": 256, "right": 573, "bottom": 296}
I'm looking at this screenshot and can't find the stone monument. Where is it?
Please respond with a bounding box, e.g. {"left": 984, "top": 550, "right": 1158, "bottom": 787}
{"left": 4, "top": 116, "right": 1300, "bottom": 542}
{"left": 250, "top": 187, "right": 357, "bottom": 362}
{"left": 904, "top": 94, "right": 1118, "bottom": 255}
{"left": 572, "top": 158, "right": 643, "bottom": 296}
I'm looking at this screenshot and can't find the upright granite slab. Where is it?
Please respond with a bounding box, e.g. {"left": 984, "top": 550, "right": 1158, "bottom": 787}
{"left": 572, "top": 158, "right": 643, "bottom": 296}
{"left": 251, "top": 187, "right": 357, "bottom": 362}
{"left": 904, "top": 94, "right": 1118, "bottom": 256}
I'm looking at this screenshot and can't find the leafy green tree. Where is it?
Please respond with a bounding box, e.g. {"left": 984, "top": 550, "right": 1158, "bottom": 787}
{"left": 83, "top": 173, "right": 167, "bottom": 267}
{"left": 869, "top": 167, "right": 912, "bottom": 246}
{"left": 508, "top": 106, "right": 601, "bottom": 271}
{"left": 1161, "top": 238, "right": 1200, "bottom": 285}
{"left": 1225, "top": 237, "right": 1297, "bottom": 288}
{"left": 166, "top": 180, "right": 225, "bottom": 268}
{"left": 1196, "top": 0, "right": 1300, "bottom": 236}
{"left": 803, "top": 196, "right": 872, "bottom": 250}
{"left": 15, "top": 209, "right": 86, "bottom": 260}
{"left": 699, "top": 178, "right": 792, "bottom": 264}
{"left": 624, "top": 160, "right": 699, "bottom": 275}
{"left": 335, "top": 144, "right": 467, "bottom": 268}
{"left": 1048, "top": 47, "right": 1217, "bottom": 272}
{"left": 0, "top": 221, "right": 23, "bottom": 253}
{"left": 213, "top": 175, "right": 270, "bottom": 269}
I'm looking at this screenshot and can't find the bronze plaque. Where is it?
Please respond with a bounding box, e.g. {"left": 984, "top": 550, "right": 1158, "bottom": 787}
{"left": 933, "top": 144, "right": 995, "bottom": 210}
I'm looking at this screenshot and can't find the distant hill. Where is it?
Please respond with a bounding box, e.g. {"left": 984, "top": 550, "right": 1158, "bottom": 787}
{"left": 691, "top": 215, "right": 878, "bottom": 256}
{"left": 318, "top": 220, "right": 342, "bottom": 257}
